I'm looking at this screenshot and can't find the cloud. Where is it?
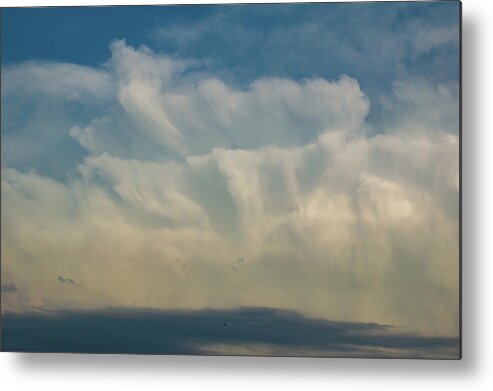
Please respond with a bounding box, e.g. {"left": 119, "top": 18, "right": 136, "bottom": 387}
{"left": 414, "top": 25, "right": 459, "bottom": 54}
{"left": 0, "top": 307, "right": 460, "bottom": 358}
{"left": 1, "top": 61, "right": 113, "bottom": 101}
{"left": 379, "top": 79, "right": 459, "bottom": 136}
{"left": 152, "top": 3, "right": 460, "bottom": 93}
{"left": 1, "top": 283, "right": 18, "bottom": 293}
{"left": 68, "top": 41, "right": 369, "bottom": 161}
{"left": 1, "top": 61, "right": 114, "bottom": 178}
{"left": 1, "top": 41, "right": 459, "bottom": 339}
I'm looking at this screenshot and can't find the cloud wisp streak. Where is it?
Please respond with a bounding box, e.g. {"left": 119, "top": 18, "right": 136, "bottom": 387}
{"left": 0, "top": 307, "right": 459, "bottom": 358}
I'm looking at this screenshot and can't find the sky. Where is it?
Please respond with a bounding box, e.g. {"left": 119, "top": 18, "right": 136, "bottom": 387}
{"left": 0, "top": 2, "right": 460, "bottom": 358}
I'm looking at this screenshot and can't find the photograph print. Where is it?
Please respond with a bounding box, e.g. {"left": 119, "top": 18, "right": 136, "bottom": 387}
{"left": 0, "top": 1, "right": 461, "bottom": 358}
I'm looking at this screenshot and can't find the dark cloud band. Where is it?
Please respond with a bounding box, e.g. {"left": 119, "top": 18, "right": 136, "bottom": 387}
{"left": 1, "top": 283, "right": 18, "bottom": 293}
{"left": 1, "top": 307, "right": 459, "bottom": 358}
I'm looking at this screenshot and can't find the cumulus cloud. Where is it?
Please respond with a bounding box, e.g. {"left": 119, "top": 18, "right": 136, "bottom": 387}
{"left": 1, "top": 42, "right": 459, "bottom": 338}
{"left": 69, "top": 41, "right": 369, "bottom": 161}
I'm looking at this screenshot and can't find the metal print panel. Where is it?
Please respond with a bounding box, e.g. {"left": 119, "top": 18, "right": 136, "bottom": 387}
{"left": 0, "top": 1, "right": 461, "bottom": 358}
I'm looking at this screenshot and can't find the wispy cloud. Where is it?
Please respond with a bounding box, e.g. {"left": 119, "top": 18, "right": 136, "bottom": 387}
{"left": 152, "top": 3, "right": 460, "bottom": 92}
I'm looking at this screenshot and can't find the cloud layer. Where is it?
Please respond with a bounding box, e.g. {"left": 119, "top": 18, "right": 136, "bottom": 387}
{"left": 1, "top": 307, "right": 460, "bottom": 358}
{"left": 1, "top": 41, "right": 459, "bottom": 339}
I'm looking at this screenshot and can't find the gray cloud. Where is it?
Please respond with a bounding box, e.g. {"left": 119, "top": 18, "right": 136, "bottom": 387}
{"left": 0, "top": 307, "right": 460, "bottom": 358}
{"left": 1, "top": 283, "right": 18, "bottom": 293}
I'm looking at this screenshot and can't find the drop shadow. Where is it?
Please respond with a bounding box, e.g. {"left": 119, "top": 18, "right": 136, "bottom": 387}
{"left": 460, "top": 7, "right": 479, "bottom": 377}
{"left": 3, "top": 7, "right": 479, "bottom": 379}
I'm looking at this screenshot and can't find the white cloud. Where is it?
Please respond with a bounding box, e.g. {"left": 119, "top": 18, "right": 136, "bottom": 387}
{"left": 380, "top": 79, "right": 459, "bottom": 136}
{"left": 1, "top": 61, "right": 114, "bottom": 176}
{"left": 414, "top": 25, "right": 459, "bottom": 54}
{"left": 68, "top": 40, "right": 369, "bottom": 161}
{"left": 1, "top": 61, "right": 113, "bottom": 101}
{"left": 1, "top": 42, "right": 459, "bottom": 337}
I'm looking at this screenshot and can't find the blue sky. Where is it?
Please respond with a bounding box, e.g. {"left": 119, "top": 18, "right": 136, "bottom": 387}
{"left": 1, "top": 2, "right": 460, "bottom": 357}
{"left": 2, "top": 3, "right": 459, "bottom": 92}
